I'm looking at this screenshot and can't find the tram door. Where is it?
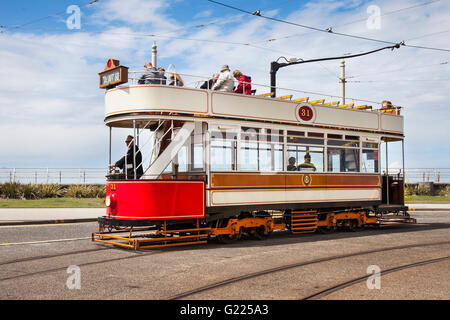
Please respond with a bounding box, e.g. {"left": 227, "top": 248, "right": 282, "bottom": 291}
{"left": 382, "top": 174, "right": 404, "bottom": 205}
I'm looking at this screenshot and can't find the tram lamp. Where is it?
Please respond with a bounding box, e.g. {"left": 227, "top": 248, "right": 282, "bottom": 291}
{"left": 99, "top": 58, "right": 128, "bottom": 89}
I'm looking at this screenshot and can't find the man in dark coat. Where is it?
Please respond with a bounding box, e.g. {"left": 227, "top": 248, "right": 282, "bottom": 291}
{"left": 109, "top": 135, "right": 143, "bottom": 179}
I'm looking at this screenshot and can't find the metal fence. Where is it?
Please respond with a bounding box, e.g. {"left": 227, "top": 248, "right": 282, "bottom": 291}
{"left": 1, "top": 168, "right": 449, "bottom": 184}
{"left": 0, "top": 168, "right": 108, "bottom": 184}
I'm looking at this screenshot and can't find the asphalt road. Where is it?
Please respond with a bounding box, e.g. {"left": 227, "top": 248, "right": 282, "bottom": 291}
{"left": 0, "top": 211, "right": 448, "bottom": 301}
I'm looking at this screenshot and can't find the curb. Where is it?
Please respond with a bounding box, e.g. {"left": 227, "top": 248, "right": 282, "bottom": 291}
{"left": 0, "top": 218, "right": 98, "bottom": 226}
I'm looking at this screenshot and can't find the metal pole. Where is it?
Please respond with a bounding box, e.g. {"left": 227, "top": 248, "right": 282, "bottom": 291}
{"left": 109, "top": 126, "right": 112, "bottom": 167}
{"left": 152, "top": 42, "right": 157, "bottom": 67}
{"left": 133, "top": 120, "right": 137, "bottom": 180}
{"left": 340, "top": 60, "right": 346, "bottom": 105}
{"left": 386, "top": 141, "right": 389, "bottom": 205}
{"left": 402, "top": 139, "right": 405, "bottom": 205}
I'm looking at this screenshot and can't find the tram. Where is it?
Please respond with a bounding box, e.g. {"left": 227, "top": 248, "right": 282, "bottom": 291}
{"left": 92, "top": 58, "right": 415, "bottom": 250}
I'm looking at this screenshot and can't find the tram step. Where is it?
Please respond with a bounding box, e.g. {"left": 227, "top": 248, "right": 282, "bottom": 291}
{"left": 290, "top": 211, "right": 318, "bottom": 234}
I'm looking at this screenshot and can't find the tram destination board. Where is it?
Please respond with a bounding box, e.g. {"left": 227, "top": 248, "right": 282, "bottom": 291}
{"left": 99, "top": 58, "right": 128, "bottom": 89}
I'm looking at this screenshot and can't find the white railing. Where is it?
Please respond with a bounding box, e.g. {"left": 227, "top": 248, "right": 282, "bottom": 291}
{"left": 0, "top": 168, "right": 108, "bottom": 184}
{"left": 122, "top": 69, "right": 386, "bottom": 109}
{"left": 1, "top": 168, "right": 450, "bottom": 184}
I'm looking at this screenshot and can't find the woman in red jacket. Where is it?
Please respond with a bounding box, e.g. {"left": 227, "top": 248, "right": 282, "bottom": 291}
{"left": 232, "top": 70, "right": 252, "bottom": 95}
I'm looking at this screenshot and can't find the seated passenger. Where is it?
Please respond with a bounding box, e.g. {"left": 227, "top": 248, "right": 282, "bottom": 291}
{"left": 287, "top": 157, "right": 298, "bottom": 171}
{"left": 169, "top": 73, "right": 184, "bottom": 87}
{"left": 298, "top": 151, "right": 316, "bottom": 171}
{"left": 138, "top": 62, "right": 162, "bottom": 84}
{"left": 158, "top": 67, "right": 167, "bottom": 85}
{"left": 212, "top": 65, "right": 234, "bottom": 92}
{"left": 200, "top": 73, "right": 219, "bottom": 90}
{"left": 232, "top": 70, "right": 252, "bottom": 95}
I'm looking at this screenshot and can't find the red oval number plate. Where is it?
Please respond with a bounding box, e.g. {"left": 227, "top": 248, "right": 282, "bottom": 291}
{"left": 299, "top": 105, "right": 313, "bottom": 121}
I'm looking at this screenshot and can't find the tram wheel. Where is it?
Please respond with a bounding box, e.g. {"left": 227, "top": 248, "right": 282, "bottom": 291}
{"left": 217, "top": 234, "right": 239, "bottom": 244}
{"left": 251, "top": 226, "right": 270, "bottom": 240}
{"left": 318, "top": 226, "right": 335, "bottom": 234}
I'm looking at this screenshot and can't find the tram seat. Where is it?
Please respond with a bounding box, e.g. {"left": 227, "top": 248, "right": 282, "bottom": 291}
{"left": 276, "top": 95, "right": 293, "bottom": 100}
{"left": 324, "top": 101, "right": 340, "bottom": 106}
{"left": 257, "top": 92, "right": 275, "bottom": 97}
{"left": 354, "top": 105, "right": 372, "bottom": 110}
{"left": 293, "top": 97, "right": 309, "bottom": 102}
{"left": 309, "top": 99, "right": 325, "bottom": 104}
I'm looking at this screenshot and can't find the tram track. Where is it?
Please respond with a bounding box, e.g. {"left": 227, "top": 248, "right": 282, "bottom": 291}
{"left": 0, "top": 248, "right": 167, "bottom": 282}
{"left": 168, "top": 240, "right": 450, "bottom": 300}
{"left": 302, "top": 255, "right": 450, "bottom": 300}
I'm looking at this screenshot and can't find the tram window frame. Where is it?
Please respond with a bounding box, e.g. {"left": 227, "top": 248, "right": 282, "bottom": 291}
{"left": 240, "top": 127, "right": 284, "bottom": 172}
{"left": 362, "top": 149, "right": 379, "bottom": 173}
{"left": 210, "top": 130, "right": 238, "bottom": 171}
{"left": 308, "top": 132, "right": 324, "bottom": 138}
{"left": 327, "top": 147, "right": 360, "bottom": 173}
{"left": 287, "top": 145, "right": 324, "bottom": 172}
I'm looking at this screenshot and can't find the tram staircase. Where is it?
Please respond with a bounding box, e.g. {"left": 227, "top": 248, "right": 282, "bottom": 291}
{"left": 290, "top": 210, "right": 318, "bottom": 234}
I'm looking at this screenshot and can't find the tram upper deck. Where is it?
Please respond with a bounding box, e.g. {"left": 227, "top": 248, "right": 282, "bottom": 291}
{"left": 103, "top": 74, "right": 403, "bottom": 137}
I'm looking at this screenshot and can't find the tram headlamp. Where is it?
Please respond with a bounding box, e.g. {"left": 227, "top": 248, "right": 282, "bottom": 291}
{"left": 105, "top": 196, "right": 111, "bottom": 207}
{"left": 105, "top": 194, "right": 116, "bottom": 208}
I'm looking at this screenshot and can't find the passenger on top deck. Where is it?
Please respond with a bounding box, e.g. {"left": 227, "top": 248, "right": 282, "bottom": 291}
{"left": 287, "top": 157, "right": 298, "bottom": 171}
{"left": 232, "top": 70, "right": 252, "bottom": 95}
{"left": 200, "top": 73, "right": 219, "bottom": 90}
{"left": 212, "top": 65, "right": 234, "bottom": 92}
{"left": 158, "top": 67, "right": 167, "bottom": 85}
{"left": 138, "top": 62, "right": 163, "bottom": 84}
{"left": 109, "top": 135, "right": 143, "bottom": 179}
{"left": 169, "top": 73, "right": 184, "bottom": 87}
{"left": 298, "top": 151, "right": 316, "bottom": 172}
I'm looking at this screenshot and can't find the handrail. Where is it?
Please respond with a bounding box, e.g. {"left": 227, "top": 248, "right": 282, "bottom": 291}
{"left": 121, "top": 70, "right": 396, "bottom": 110}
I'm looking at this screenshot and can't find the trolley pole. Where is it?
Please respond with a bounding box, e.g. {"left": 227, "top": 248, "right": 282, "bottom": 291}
{"left": 340, "top": 59, "right": 346, "bottom": 105}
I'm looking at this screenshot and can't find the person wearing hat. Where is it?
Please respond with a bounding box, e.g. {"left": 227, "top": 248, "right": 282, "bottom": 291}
{"left": 212, "top": 65, "right": 234, "bottom": 92}
{"left": 108, "top": 135, "right": 143, "bottom": 179}
{"left": 298, "top": 151, "right": 316, "bottom": 171}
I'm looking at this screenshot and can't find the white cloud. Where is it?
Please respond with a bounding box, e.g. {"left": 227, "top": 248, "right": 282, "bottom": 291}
{"left": 1, "top": 0, "right": 450, "bottom": 170}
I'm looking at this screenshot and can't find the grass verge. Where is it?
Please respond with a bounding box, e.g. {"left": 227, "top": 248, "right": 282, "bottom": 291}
{"left": 0, "top": 197, "right": 105, "bottom": 208}
{"left": 405, "top": 195, "right": 450, "bottom": 203}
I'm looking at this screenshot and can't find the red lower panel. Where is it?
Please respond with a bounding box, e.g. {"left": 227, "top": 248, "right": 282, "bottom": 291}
{"left": 106, "top": 180, "right": 205, "bottom": 220}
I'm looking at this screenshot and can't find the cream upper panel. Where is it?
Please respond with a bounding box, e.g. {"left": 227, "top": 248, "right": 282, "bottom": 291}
{"left": 104, "top": 85, "right": 404, "bottom": 135}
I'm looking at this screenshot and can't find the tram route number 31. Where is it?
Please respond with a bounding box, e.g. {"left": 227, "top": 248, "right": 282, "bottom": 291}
{"left": 299, "top": 105, "right": 313, "bottom": 121}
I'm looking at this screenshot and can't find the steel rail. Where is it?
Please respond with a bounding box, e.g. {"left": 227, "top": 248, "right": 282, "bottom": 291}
{"left": 167, "top": 240, "right": 450, "bottom": 300}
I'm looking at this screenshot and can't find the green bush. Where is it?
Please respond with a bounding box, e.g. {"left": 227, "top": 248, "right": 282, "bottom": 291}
{"left": 0, "top": 182, "right": 23, "bottom": 199}
{"left": 64, "top": 185, "right": 106, "bottom": 198}
{"left": 0, "top": 183, "right": 106, "bottom": 199}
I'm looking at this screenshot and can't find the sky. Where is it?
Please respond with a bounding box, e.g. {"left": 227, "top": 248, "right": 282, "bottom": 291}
{"left": 0, "top": 0, "right": 449, "bottom": 170}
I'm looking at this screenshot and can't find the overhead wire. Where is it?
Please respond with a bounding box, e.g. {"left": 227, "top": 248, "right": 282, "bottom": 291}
{"left": 207, "top": 0, "right": 450, "bottom": 52}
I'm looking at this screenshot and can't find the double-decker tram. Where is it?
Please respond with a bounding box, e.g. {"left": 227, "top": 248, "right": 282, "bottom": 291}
{"left": 92, "top": 58, "right": 415, "bottom": 250}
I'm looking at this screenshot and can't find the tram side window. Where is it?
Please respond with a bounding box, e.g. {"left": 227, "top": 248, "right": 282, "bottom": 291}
{"left": 327, "top": 148, "right": 360, "bottom": 172}
{"left": 240, "top": 127, "right": 283, "bottom": 171}
{"left": 210, "top": 131, "right": 237, "bottom": 171}
{"left": 362, "top": 149, "right": 379, "bottom": 173}
{"left": 287, "top": 145, "right": 324, "bottom": 172}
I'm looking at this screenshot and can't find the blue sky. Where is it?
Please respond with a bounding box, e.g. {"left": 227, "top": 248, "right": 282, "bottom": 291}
{"left": 1, "top": 0, "right": 449, "bottom": 170}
